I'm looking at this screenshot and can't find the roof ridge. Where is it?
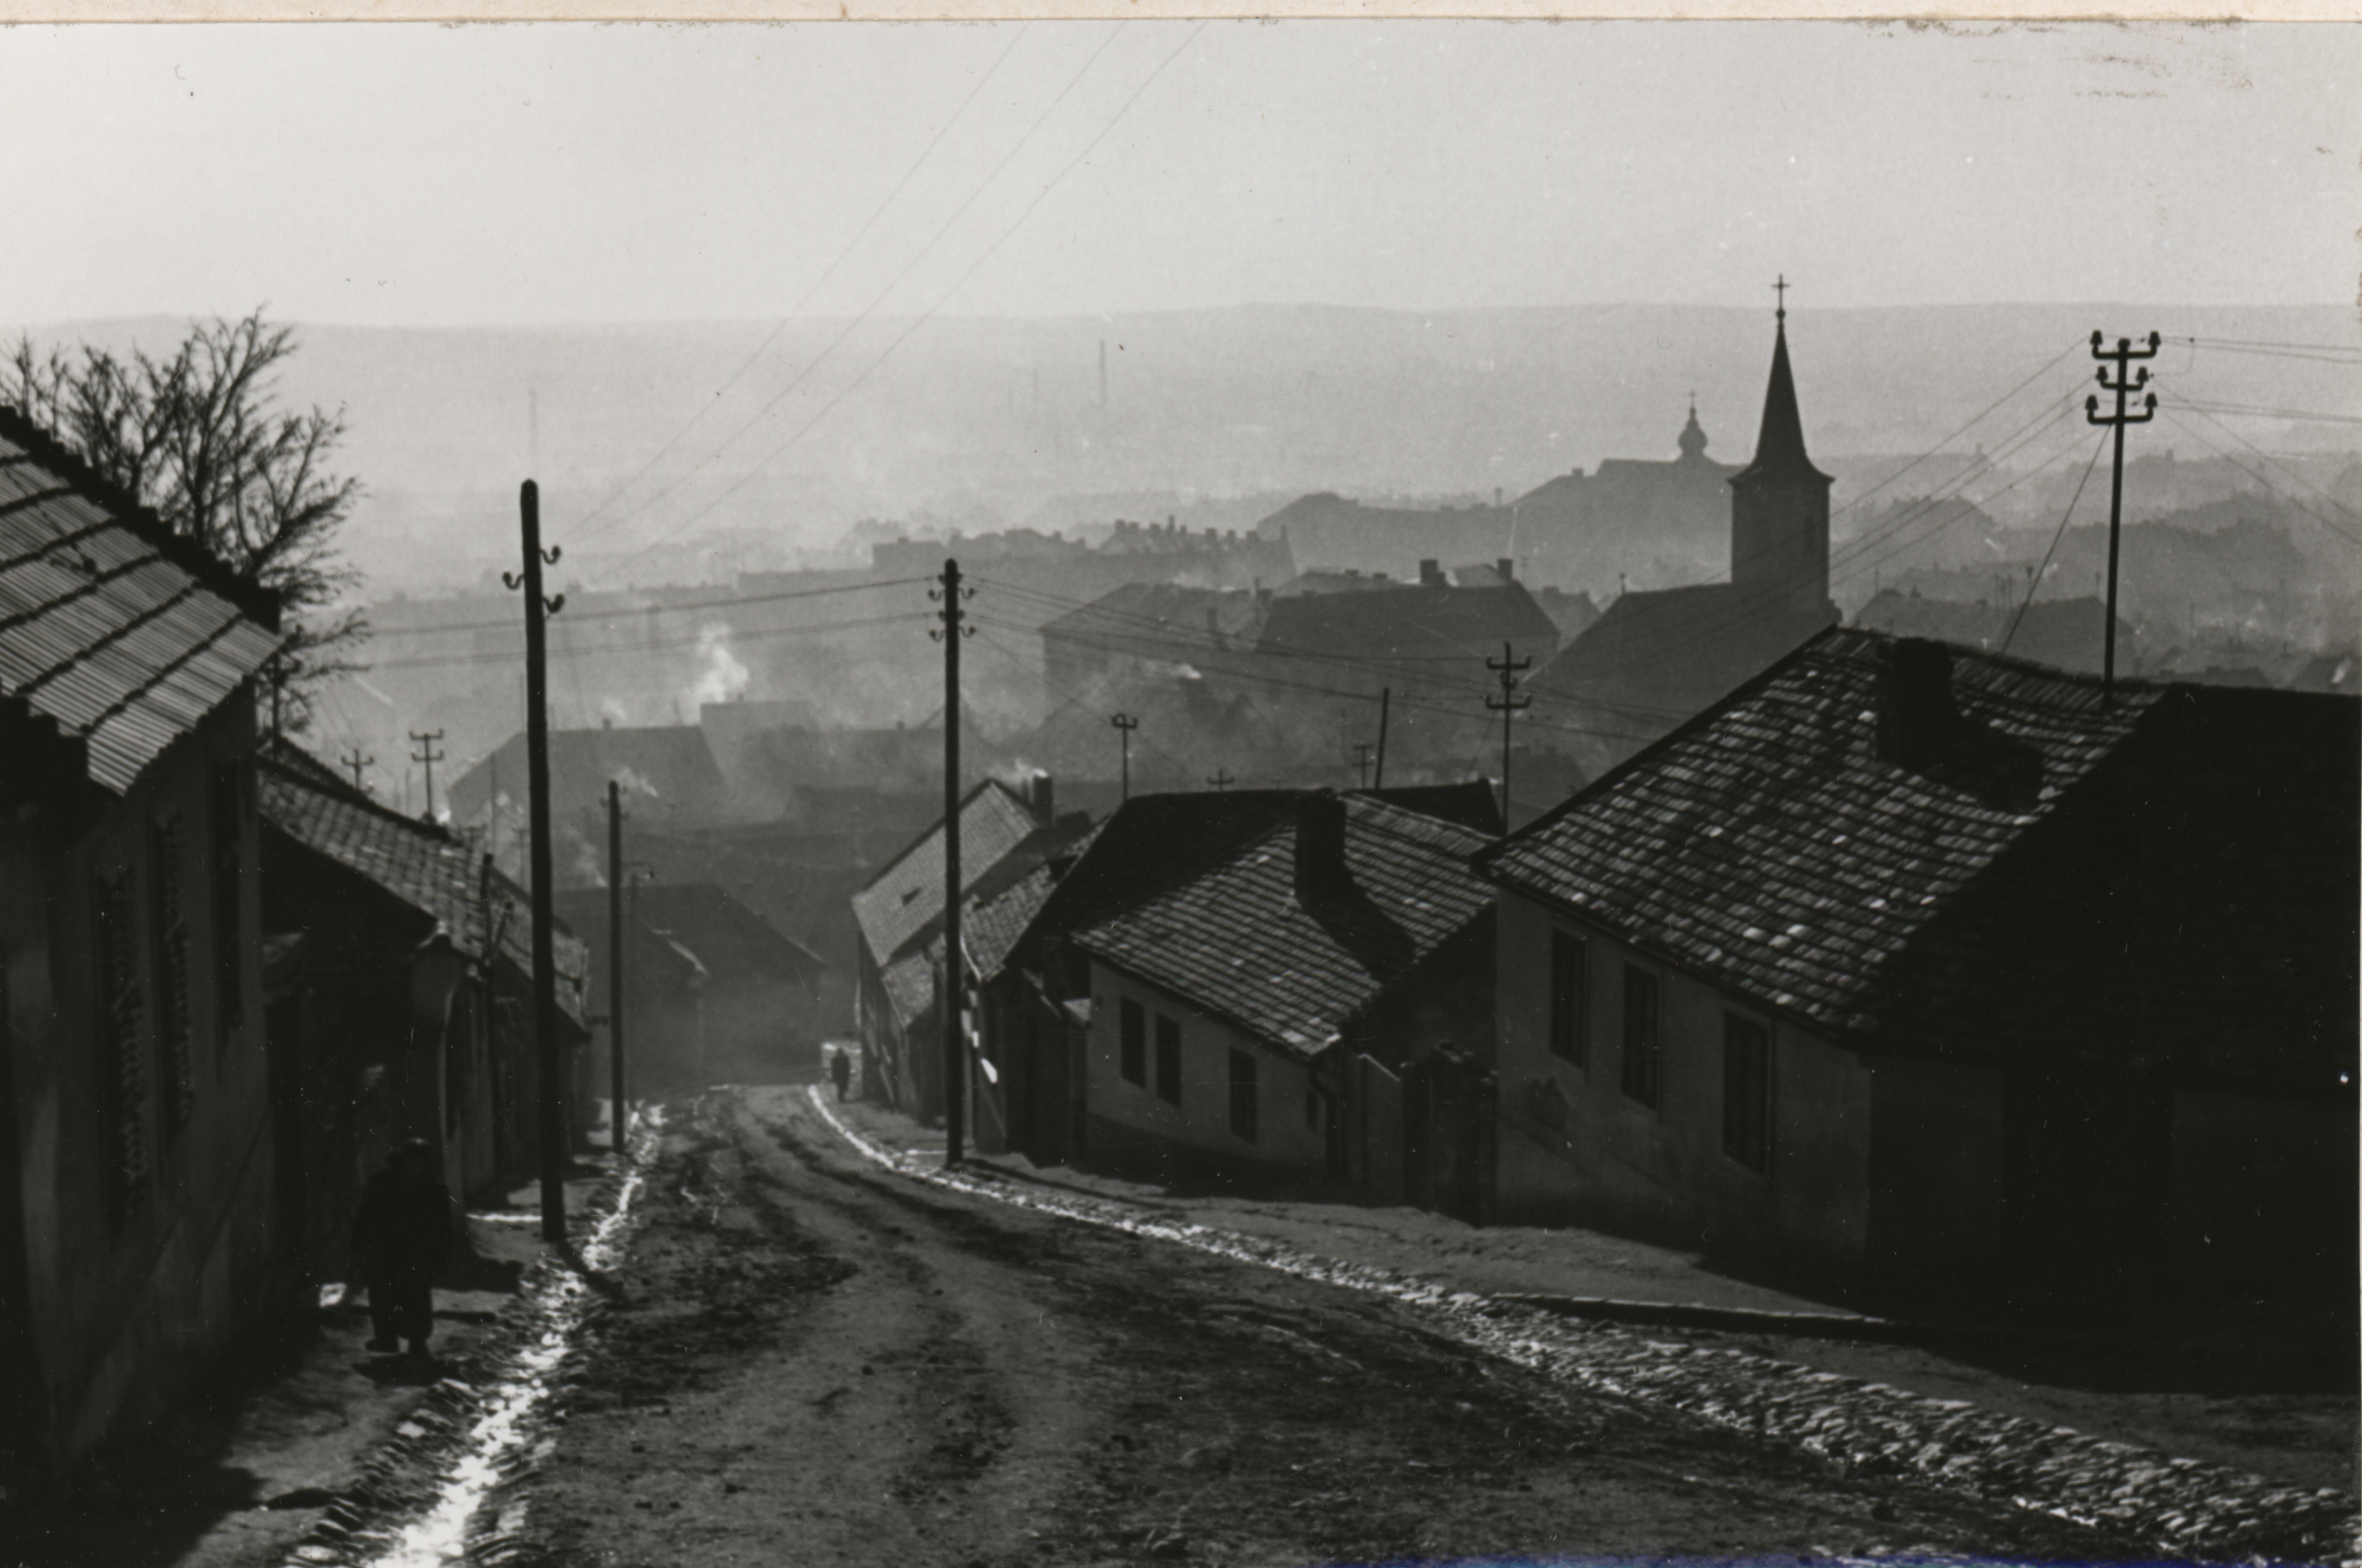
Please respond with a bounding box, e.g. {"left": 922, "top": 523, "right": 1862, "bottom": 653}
{"left": 0, "top": 403, "right": 281, "bottom": 630}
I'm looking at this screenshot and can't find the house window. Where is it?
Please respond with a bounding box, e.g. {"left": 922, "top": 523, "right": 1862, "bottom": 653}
{"left": 95, "top": 868, "right": 150, "bottom": 1222}
{"left": 208, "top": 761, "right": 244, "bottom": 1045}
{"left": 1723, "top": 1014, "right": 1773, "bottom": 1173}
{"left": 1154, "top": 1014, "right": 1182, "bottom": 1105}
{"left": 1620, "top": 964, "right": 1661, "bottom": 1109}
{"left": 1118, "top": 998, "right": 1145, "bottom": 1086}
{"left": 150, "top": 815, "right": 195, "bottom": 1137}
{"left": 1227, "top": 1049, "right": 1258, "bottom": 1143}
{"left": 1548, "top": 931, "right": 1587, "bottom": 1067}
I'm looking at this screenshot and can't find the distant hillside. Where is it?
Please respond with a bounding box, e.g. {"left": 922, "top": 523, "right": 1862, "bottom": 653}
{"left": 9, "top": 303, "right": 2352, "bottom": 593}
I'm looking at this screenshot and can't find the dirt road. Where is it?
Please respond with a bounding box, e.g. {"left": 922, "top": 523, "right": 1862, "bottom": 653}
{"left": 516, "top": 1086, "right": 2151, "bottom": 1567}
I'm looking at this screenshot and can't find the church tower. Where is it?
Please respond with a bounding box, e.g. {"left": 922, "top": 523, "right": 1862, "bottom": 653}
{"left": 1728, "top": 287, "right": 1833, "bottom": 612}
{"left": 1676, "top": 397, "right": 1709, "bottom": 463}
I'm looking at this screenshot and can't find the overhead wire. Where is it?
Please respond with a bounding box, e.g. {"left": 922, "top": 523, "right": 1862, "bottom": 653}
{"left": 589, "top": 22, "right": 1210, "bottom": 588}
{"left": 576, "top": 22, "right": 1135, "bottom": 570}
{"left": 2000, "top": 433, "right": 2109, "bottom": 658}
{"left": 368, "top": 609, "right": 932, "bottom": 674}
{"left": 967, "top": 612, "right": 1664, "bottom": 747}
{"left": 2154, "top": 407, "right": 2362, "bottom": 549}
{"left": 564, "top": 23, "right": 1035, "bottom": 545}
{"left": 966, "top": 573, "right": 1697, "bottom": 725}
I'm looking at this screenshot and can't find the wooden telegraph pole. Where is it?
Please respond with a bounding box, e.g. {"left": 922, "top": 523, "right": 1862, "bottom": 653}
{"left": 506, "top": 481, "right": 567, "bottom": 1242}
{"left": 1110, "top": 712, "right": 1138, "bottom": 802}
{"left": 341, "top": 748, "right": 373, "bottom": 793}
{"left": 1486, "top": 642, "right": 1532, "bottom": 832}
{"left": 931, "top": 560, "right": 973, "bottom": 1168}
{"left": 607, "top": 778, "right": 627, "bottom": 1158}
{"left": 409, "top": 730, "right": 446, "bottom": 819}
{"left": 1206, "top": 768, "right": 1236, "bottom": 792}
{"left": 1373, "top": 687, "right": 1392, "bottom": 788}
{"left": 2088, "top": 330, "right": 2160, "bottom": 700}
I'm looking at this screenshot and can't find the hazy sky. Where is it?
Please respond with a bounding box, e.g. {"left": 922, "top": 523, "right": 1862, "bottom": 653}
{"left": 1, "top": 21, "right": 2352, "bottom": 326}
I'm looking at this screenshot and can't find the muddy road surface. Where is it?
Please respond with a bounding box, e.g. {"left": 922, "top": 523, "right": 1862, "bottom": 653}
{"left": 510, "top": 1086, "right": 2159, "bottom": 1568}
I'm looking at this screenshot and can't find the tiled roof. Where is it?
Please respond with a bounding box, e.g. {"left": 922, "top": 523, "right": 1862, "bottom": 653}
{"left": 0, "top": 407, "right": 281, "bottom": 795}
{"left": 264, "top": 761, "right": 590, "bottom": 1029}
{"left": 965, "top": 861, "right": 1062, "bottom": 984}
{"left": 1072, "top": 795, "right": 1496, "bottom": 1058}
{"left": 260, "top": 761, "right": 486, "bottom": 954}
{"left": 1480, "top": 627, "right": 2359, "bottom": 1077}
{"left": 850, "top": 780, "right": 1045, "bottom": 963}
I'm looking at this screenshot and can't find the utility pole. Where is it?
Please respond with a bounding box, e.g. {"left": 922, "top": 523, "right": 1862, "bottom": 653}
{"left": 1352, "top": 742, "right": 1375, "bottom": 790}
{"left": 341, "top": 747, "right": 374, "bottom": 793}
{"left": 1206, "top": 768, "right": 1235, "bottom": 792}
{"left": 504, "top": 480, "right": 567, "bottom": 1243}
{"left": 1373, "top": 687, "right": 1391, "bottom": 788}
{"left": 2088, "top": 330, "right": 2160, "bottom": 701}
{"left": 1485, "top": 642, "right": 1533, "bottom": 832}
{"left": 929, "top": 559, "right": 974, "bottom": 1167}
{"left": 409, "top": 730, "right": 447, "bottom": 820}
{"left": 606, "top": 778, "right": 627, "bottom": 1158}
{"left": 1111, "top": 712, "right": 1139, "bottom": 802}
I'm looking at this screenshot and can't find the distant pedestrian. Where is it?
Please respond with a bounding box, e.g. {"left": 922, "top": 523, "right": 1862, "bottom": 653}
{"left": 829, "top": 1047, "right": 852, "bottom": 1103}
{"left": 352, "top": 1138, "right": 453, "bottom": 1360}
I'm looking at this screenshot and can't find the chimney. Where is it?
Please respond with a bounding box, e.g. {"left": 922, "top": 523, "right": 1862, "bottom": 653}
{"left": 1496, "top": 558, "right": 1515, "bottom": 583}
{"left": 1419, "top": 558, "right": 1445, "bottom": 589}
{"left": 1031, "top": 772, "right": 1055, "bottom": 825}
{"left": 1876, "top": 639, "right": 1961, "bottom": 769}
{"left": 1293, "top": 792, "right": 1352, "bottom": 910}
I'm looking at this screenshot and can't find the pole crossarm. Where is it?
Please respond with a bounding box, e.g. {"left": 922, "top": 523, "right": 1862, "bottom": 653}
{"left": 2086, "top": 330, "right": 2160, "bottom": 700}
{"left": 1206, "top": 767, "right": 1235, "bottom": 791}
{"left": 1110, "top": 712, "right": 1138, "bottom": 802}
{"left": 1484, "top": 642, "right": 1533, "bottom": 830}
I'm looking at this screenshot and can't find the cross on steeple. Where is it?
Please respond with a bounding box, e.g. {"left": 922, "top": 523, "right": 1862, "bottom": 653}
{"left": 1774, "top": 274, "right": 1789, "bottom": 326}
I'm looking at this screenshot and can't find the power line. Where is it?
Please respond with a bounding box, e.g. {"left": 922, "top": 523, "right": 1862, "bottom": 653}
{"left": 565, "top": 25, "right": 1035, "bottom": 548}
{"left": 571, "top": 23, "right": 1124, "bottom": 569}
{"left": 590, "top": 23, "right": 1208, "bottom": 588}
{"left": 969, "top": 574, "right": 1693, "bottom": 724}
{"left": 368, "top": 610, "right": 931, "bottom": 673}
{"left": 967, "top": 616, "right": 1664, "bottom": 747}
{"left": 2154, "top": 407, "right": 2362, "bottom": 549}
{"left": 2001, "top": 433, "right": 2109, "bottom": 658}
{"left": 361, "top": 574, "right": 932, "bottom": 644}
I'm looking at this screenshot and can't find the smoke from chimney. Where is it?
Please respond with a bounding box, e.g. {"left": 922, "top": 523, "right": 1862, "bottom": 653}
{"left": 690, "top": 623, "right": 752, "bottom": 709}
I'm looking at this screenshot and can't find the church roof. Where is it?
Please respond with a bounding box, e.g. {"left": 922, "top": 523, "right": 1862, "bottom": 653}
{"left": 1730, "top": 321, "right": 1832, "bottom": 491}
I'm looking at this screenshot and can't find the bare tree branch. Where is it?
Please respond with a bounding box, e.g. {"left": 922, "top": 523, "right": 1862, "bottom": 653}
{"left": 4, "top": 310, "right": 369, "bottom": 735}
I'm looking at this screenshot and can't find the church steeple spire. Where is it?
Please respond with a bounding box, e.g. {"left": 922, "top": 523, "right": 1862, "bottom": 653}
{"left": 1727, "top": 283, "right": 1834, "bottom": 608}
{"left": 1733, "top": 284, "right": 1831, "bottom": 488}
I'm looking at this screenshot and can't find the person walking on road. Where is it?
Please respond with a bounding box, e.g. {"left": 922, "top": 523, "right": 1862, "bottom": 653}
{"left": 352, "top": 1138, "right": 453, "bottom": 1360}
{"left": 829, "top": 1046, "right": 852, "bottom": 1103}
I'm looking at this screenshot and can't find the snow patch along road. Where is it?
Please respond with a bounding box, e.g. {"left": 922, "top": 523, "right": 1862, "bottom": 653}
{"left": 801, "top": 1086, "right": 2359, "bottom": 1567}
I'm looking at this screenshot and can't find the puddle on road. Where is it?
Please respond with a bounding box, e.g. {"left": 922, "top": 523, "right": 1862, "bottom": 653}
{"left": 340, "top": 1112, "right": 657, "bottom": 1568}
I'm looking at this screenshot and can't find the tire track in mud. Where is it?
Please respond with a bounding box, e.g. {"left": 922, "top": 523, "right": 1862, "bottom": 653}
{"left": 791, "top": 1086, "right": 2360, "bottom": 1568}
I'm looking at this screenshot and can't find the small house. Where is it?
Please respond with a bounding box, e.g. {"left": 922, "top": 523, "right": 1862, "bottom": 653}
{"left": 1478, "top": 627, "right": 2358, "bottom": 1320}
